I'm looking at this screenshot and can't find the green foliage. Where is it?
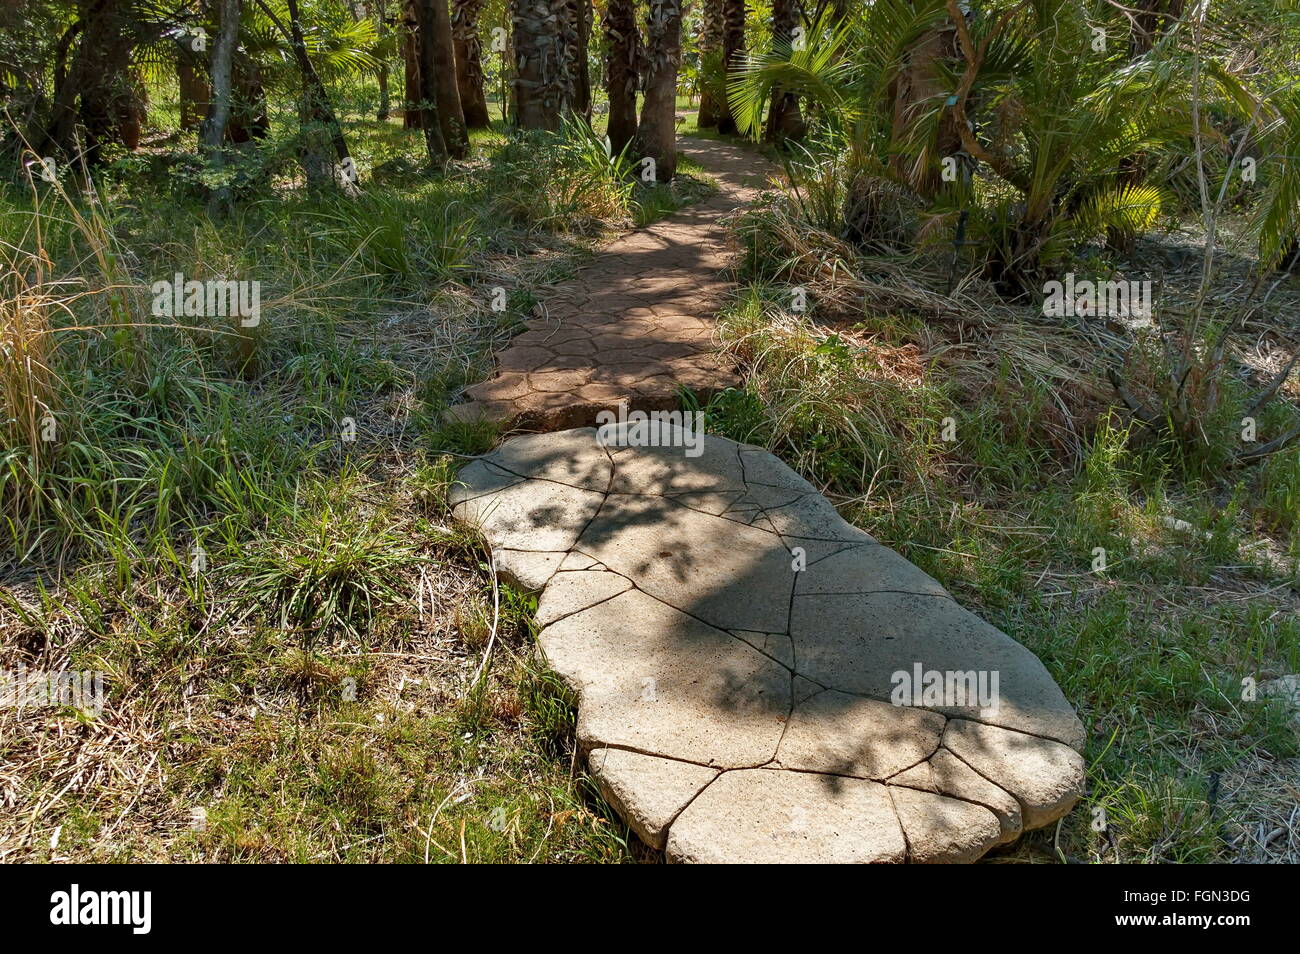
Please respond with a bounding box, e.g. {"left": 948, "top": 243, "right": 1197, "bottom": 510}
{"left": 481, "top": 119, "right": 636, "bottom": 232}
{"left": 1253, "top": 84, "right": 1300, "bottom": 269}
{"left": 303, "top": 192, "right": 480, "bottom": 283}
{"left": 229, "top": 486, "right": 417, "bottom": 640}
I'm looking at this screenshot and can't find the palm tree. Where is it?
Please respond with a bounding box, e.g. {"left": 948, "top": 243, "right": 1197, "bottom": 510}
{"left": 715, "top": 0, "right": 745, "bottom": 134}
{"left": 281, "top": 0, "right": 361, "bottom": 193}
{"left": 429, "top": 0, "right": 468, "bottom": 155}
{"left": 402, "top": 0, "right": 421, "bottom": 127}
{"left": 40, "top": 0, "right": 137, "bottom": 164}
{"left": 730, "top": 0, "right": 1177, "bottom": 290}
{"left": 452, "top": 0, "right": 491, "bottom": 127}
{"left": 512, "top": 0, "right": 566, "bottom": 129}
{"left": 697, "top": 0, "right": 724, "bottom": 127}
{"left": 764, "top": 0, "right": 804, "bottom": 143}
{"left": 887, "top": 8, "right": 958, "bottom": 196}
{"left": 603, "top": 0, "right": 640, "bottom": 152}
{"left": 1130, "top": 0, "right": 1184, "bottom": 55}
{"left": 563, "top": 0, "right": 593, "bottom": 121}
{"left": 411, "top": 0, "right": 450, "bottom": 162}
{"left": 373, "top": 0, "right": 392, "bottom": 120}
{"left": 636, "top": 0, "right": 682, "bottom": 181}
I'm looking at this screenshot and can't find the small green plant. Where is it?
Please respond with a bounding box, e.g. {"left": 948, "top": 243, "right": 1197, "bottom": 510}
{"left": 230, "top": 491, "right": 417, "bottom": 640}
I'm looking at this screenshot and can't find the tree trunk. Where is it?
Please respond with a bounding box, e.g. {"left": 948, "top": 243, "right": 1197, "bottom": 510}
{"left": 764, "top": 0, "right": 804, "bottom": 144}
{"left": 376, "top": 0, "right": 391, "bottom": 120}
{"left": 452, "top": 0, "right": 492, "bottom": 127}
{"left": 201, "top": 0, "right": 241, "bottom": 212}
{"left": 229, "top": 59, "right": 270, "bottom": 142}
{"left": 200, "top": 0, "right": 240, "bottom": 154}
{"left": 178, "top": 55, "right": 210, "bottom": 131}
{"left": 512, "top": 0, "right": 567, "bottom": 130}
{"left": 635, "top": 0, "right": 681, "bottom": 181}
{"left": 113, "top": 71, "right": 147, "bottom": 150}
{"left": 696, "top": 0, "right": 723, "bottom": 127}
{"left": 1131, "top": 0, "right": 1184, "bottom": 55}
{"left": 603, "top": 0, "right": 640, "bottom": 152}
{"left": 412, "top": 0, "right": 451, "bottom": 163}
{"left": 283, "top": 0, "right": 361, "bottom": 194}
{"left": 403, "top": 0, "right": 423, "bottom": 126}
{"left": 562, "top": 0, "right": 592, "bottom": 121}
{"left": 429, "top": 0, "right": 469, "bottom": 155}
{"left": 41, "top": 0, "right": 133, "bottom": 165}
{"left": 716, "top": 0, "right": 745, "bottom": 135}
{"left": 890, "top": 17, "right": 959, "bottom": 196}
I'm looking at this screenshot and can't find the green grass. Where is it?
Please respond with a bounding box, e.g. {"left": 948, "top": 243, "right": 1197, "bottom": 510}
{"left": 0, "top": 92, "right": 687, "bottom": 864}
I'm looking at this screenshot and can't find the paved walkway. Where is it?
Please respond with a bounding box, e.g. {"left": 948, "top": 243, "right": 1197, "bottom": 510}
{"left": 449, "top": 137, "right": 1086, "bottom": 862}
{"left": 452, "top": 137, "right": 774, "bottom": 430}
{"left": 451, "top": 427, "right": 1086, "bottom": 863}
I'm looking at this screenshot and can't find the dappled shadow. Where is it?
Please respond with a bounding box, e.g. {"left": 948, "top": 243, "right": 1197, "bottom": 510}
{"left": 450, "top": 137, "right": 778, "bottom": 430}
{"left": 453, "top": 426, "right": 1086, "bottom": 858}
{"left": 448, "top": 134, "right": 1082, "bottom": 859}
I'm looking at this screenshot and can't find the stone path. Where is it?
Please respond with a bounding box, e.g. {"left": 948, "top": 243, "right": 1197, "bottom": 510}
{"left": 451, "top": 426, "right": 1086, "bottom": 863}
{"left": 451, "top": 137, "right": 774, "bottom": 430}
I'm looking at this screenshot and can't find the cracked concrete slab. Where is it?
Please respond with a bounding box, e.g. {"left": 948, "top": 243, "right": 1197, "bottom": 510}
{"left": 452, "top": 428, "right": 1086, "bottom": 862}
{"left": 667, "top": 769, "right": 907, "bottom": 864}
{"left": 588, "top": 748, "right": 719, "bottom": 850}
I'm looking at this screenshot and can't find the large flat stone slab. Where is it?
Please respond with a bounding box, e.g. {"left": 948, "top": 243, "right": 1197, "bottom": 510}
{"left": 452, "top": 428, "right": 1086, "bottom": 862}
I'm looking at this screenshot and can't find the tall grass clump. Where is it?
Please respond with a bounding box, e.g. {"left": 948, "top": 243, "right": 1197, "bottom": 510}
{"left": 706, "top": 285, "right": 952, "bottom": 494}
{"left": 301, "top": 190, "right": 480, "bottom": 283}
{"left": 0, "top": 255, "right": 64, "bottom": 534}
{"left": 482, "top": 118, "right": 636, "bottom": 233}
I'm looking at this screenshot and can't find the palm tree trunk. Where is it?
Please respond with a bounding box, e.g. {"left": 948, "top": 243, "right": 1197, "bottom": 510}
{"left": 512, "top": 0, "right": 566, "bottom": 130}
{"left": 635, "top": 0, "right": 681, "bottom": 181}
{"left": 716, "top": 0, "right": 745, "bottom": 135}
{"left": 565, "top": 0, "right": 592, "bottom": 121}
{"left": 178, "top": 53, "right": 209, "bottom": 131}
{"left": 428, "top": 0, "right": 469, "bottom": 155}
{"left": 890, "top": 16, "right": 959, "bottom": 197}
{"left": 229, "top": 60, "right": 269, "bottom": 142}
{"left": 402, "top": 0, "right": 423, "bottom": 127}
{"left": 452, "top": 0, "right": 492, "bottom": 127}
{"left": 764, "top": 0, "right": 804, "bottom": 143}
{"left": 1131, "top": 0, "right": 1184, "bottom": 55}
{"left": 376, "top": 0, "right": 391, "bottom": 120}
{"left": 411, "top": 0, "right": 451, "bottom": 163}
{"left": 603, "top": 0, "right": 640, "bottom": 152}
{"left": 696, "top": 0, "right": 723, "bottom": 128}
{"left": 42, "top": 0, "right": 132, "bottom": 165}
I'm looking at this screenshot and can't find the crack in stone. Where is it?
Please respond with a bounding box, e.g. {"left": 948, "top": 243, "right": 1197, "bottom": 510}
{"left": 794, "top": 588, "right": 958, "bottom": 601}
{"left": 943, "top": 744, "right": 1034, "bottom": 823}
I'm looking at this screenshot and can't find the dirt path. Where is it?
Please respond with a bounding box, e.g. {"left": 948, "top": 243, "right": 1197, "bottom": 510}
{"left": 451, "top": 136, "right": 778, "bottom": 431}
